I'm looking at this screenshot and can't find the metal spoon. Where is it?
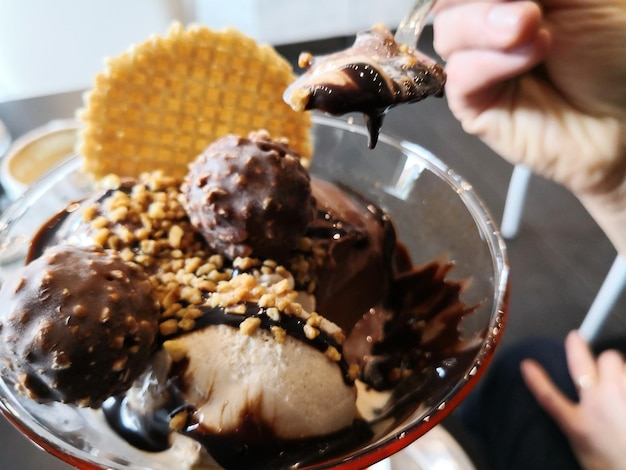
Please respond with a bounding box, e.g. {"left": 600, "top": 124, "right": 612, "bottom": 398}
{"left": 394, "top": 0, "right": 436, "bottom": 49}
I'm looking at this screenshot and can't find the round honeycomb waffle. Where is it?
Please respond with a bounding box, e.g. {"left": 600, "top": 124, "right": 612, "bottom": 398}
{"left": 77, "top": 22, "right": 312, "bottom": 179}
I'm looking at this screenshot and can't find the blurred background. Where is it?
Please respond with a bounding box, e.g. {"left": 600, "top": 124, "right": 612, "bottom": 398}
{"left": 0, "top": 0, "right": 415, "bottom": 102}
{"left": 0, "top": 1, "right": 624, "bottom": 469}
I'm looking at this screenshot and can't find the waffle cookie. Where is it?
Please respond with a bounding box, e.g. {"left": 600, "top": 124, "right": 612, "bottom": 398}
{"left": 77, "top": 22, "right": 312, "bottom": 179}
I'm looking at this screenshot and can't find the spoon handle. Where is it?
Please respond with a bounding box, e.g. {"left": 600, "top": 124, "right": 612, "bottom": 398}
{"left": 394, "top": 0, "right": 436, "bottom": 49}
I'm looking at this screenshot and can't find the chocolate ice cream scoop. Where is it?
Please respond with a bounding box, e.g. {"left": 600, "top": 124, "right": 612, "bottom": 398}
{"left": 284, "top": 23, "right": 446, "bottom": 148}
{"left": 0, "top": 244, "right": 160, "bottom": 407}
{"left": 304, "top": 178, "right": 395, "bottom": 333}
{"left": 182, "top": 130, "right": 316, "bottom": 261}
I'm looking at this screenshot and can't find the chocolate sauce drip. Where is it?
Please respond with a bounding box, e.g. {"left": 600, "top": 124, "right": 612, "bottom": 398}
{"left": 161, "top": 302, "right": 354, "bottom": 386}
{"left": 304, "top": 62, "right": 393, "bottom": 148}
{"left": 104, "top": 390, "right": 373, "bottom": 469}
{"left": 27, "top": 206, "right": 75, "bottom": 262}
{"left": 181, "top": 417, "right": 373, "bottom": 470}
{"left": 305, "top": 63, "right": 393, "bottom": 116}
{"left": 284, "top": 25, "right": 446, "bottom": 148}
{"left": 102, "top": 394, "right": 182, "bottom": 452}
{"left": 303, "top": 58, "right": 445, "bottom": 148}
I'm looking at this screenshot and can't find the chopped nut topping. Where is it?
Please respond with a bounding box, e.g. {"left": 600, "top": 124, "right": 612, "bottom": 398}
{"left": 325, "top": 346, "right": 341, "bottom": 362}
{"left": 239, "top": 316, "right": 262, "bottom": 335}
{"left": 178, "top": 318, "right": 196, "bottom": 332}
{"left": 265, "top": 307, "right": 280, "bottom": 322}
{"left": 271, "top": 326, "right": 286, "bottom": 344}
{"left": 82, "top": 171, "right": 341, "bottom": 349}
{"left": 306, "top": 312, "right": 323, "bottom": 328}
{"left": 233, "top": 256, "right": 259, "bottom": 271}
{"left": 110, "top": 336, "right": 124, "bottom": 349}
{"left": 226, "top": 304, "right": 247, "bottom": 315}
{"left": 303, "top": 324, "right": 319, "bottom": 340}
{"left": 169, "top": 409, "right": 189, "bottom": 431}
{"left": 159, "top": 319, "right": 179, "bottom": 336}
{"left": 348, "top": 364, "right": 360, "bottom": 381}
{"left": 73, "top": 305, "right": 88, "bottom": 318}
{"left": 163, "top": 339, "right": 188, "bottom": 362}
{"left": 112, "top": 357, "right": 128, "bottom": 371}
{"left": 168, "top": 225, "right": 184, "bottom": 249}
{"left": 12, "top": 277, "right": 26, "bottom": 294}
{"left": 41, "top": 269, "right": 54, "bottom": 285}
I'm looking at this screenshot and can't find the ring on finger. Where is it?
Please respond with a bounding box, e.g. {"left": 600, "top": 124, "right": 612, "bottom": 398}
{"left": 575, "top": 373, "right": 596, "bottom": 391}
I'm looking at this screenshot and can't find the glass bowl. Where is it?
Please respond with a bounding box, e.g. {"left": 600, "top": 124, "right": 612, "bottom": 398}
{"left": 0, "top": 114, "right": 508, "bottom": 469}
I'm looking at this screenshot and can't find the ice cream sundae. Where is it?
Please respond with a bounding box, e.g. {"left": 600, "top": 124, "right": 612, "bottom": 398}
{"left": 0, "top": 22, "right": 500, "bottom": 470}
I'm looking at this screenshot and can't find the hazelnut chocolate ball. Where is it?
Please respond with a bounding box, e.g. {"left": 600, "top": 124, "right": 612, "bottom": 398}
{"left": 182, "top": 130, "right": 315, "bottom": 260}
{"left": 0, "top": 245, "right": 160, "bottom": 407}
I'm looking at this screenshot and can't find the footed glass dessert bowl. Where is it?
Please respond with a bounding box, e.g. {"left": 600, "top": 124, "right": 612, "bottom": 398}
{"left": 0, "top": 115, "right": 508, "bottom": 469}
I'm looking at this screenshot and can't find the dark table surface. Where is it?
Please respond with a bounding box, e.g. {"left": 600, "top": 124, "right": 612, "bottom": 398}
{"left": 0, "top": 89, "right": 84, "bottom": 139}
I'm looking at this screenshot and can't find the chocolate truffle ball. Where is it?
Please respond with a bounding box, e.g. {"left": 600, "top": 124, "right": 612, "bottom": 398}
{"left": 182, "top": 130, "right": 315, "bottom": 260}
{"left": 0, "top": 245, "right": 160, "bottom": 407}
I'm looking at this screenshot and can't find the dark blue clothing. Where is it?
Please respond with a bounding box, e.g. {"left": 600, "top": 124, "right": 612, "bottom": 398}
{"left": 457, "top": 336, "right": 626, "bottom": 469}
{"left": 455, "top": 337, "right": 583, "bottom": 470}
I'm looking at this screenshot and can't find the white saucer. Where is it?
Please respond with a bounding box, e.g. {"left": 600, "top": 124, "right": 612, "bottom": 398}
{"left": 0, "top": 119, "right": 80, "bottom": 200}
{"left": 370, "top": 425, "right": 476, "bottom": 470}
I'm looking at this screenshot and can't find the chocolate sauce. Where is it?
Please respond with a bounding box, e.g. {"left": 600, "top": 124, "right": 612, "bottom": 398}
{"left": 284, "top": 24, "right": 446, "bottom": 148}
{"left": 161, "top": 302, "right": 354, "bottom": 385}
{"left": 306, "top": 178, "right": 396, "bottom": 333}
{"left": 344, "top": 259, "right": 478, "bottom": 391}
{"left": 304, "top": 63, "right": 393, "bottom": 116}
{"left": 27, "top": 186, "right": 125, "bottom": 262}
{"left": 25, "top": 177, "right": 477, "bottom": 469}
{"left": 182, "top": 416, "right": 373, "bottom": 470}
{"left": 303, "top": 62, "right": 394, "bottom": 148}
{"left": 27, "top": 204, "right": 77, "bottom": 262}
{"left": 100, "top": 301, "right": 367, "bottom": 467}
{"left": 103, "top": 391, "right": 373, "bottom": 469}
{"left": 333, "top": 255, "right": 482, "bottom": 430}
{"left": 102, "top": 395, "right": 179, "bottom": 452}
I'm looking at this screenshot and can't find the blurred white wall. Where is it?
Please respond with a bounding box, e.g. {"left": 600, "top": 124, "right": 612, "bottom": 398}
{"left": 0, "top": 0, "right": 188, "bottom": 102}
{"left": 0, "top": 0, "right": 415, "bottom": 103}
{"left": 192, "top": 0, "right": 415, "bottom": 45}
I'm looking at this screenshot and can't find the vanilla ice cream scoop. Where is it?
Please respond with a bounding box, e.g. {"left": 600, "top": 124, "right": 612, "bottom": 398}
{"left": 165, "top": 322, "right": 357, "bottom": 440}
{"left": 104, "top": 300, "right": 363, "bottom": 469}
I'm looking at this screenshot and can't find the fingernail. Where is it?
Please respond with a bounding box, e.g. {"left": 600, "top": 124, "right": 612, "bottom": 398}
{"left": 568, "top": 330, "right": 582, "bottom": 341}
{"left": 519, "top": 359, "right": 535, "bottom": 379}
{"left": 487, "top": 4, "right": 522, "bottom": 29}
